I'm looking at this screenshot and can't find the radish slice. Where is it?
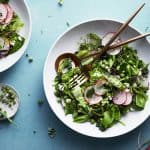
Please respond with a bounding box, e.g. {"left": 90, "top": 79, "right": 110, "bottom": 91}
{"left": 84, "top": 86, "right": 102, "bottom": 105}
{"left": 123, "top": 92, "right": 133, "bottom": 105}
{"left": 113, "top": 91, "right": 127, "bottom": 105}
{"left": 0, "top": 4, "right": 7, "bottom": 22}
{"left": 102, "top": 32, "right": 121, "bottom": 55}
{"left": 87, "top": 95, "right": 103, "bottom": 105}
{"left": 4, "top": 4, "right": 13, "bottom": 24}
{"left": 113, "top": 90, "right": 133, "bottom": 105}
{"left": 94, "top": 79, "right": 107, "bottom": 96}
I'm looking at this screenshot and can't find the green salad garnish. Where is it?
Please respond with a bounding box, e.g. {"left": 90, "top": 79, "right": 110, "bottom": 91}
{"left": 54, "top": 33, "right": 149, "bottom": 131}
{"left": 0, "top": 14, "right": 24, "bottom": 32}
{"left": 0, "top": 2, "right": 25, "bottom": 58}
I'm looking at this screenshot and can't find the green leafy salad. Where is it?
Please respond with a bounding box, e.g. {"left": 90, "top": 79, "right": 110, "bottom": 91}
{"left": 54, "top": 32, "right": 149, "bottom": 131}
{"left": 0, "top": 1, "right": 25, "bottom": 58}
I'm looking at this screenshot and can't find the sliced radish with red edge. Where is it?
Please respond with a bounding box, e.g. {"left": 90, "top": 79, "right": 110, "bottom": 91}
{"left": 123, "top": 92, "right": 133, "bottom": 105}
{"left": 84, "top": 86, "right": 103, "bottom": 105}
{"left": 113, "top": 90, "right": 133, "bottom": 105}
{"left": 4, "top": 4, "right": 13, "bottom": 24}
{"left": 113, "top": 91, "right": 127, "bottom": 105}
{"left": 0, "top": 4, "right": 8, "bottom": 23}
{"left": 102, "top": 32, "right": 122, "bottom": 55}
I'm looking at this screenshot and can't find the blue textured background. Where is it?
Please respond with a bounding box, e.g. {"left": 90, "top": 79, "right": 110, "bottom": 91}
{"left": 0, "top": 0, "right": 150, "bottom": 150}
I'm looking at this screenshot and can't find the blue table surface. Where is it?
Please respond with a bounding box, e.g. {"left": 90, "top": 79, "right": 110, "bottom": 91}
{"left": 0, "top": 0, "right": 150, "bottom": 150}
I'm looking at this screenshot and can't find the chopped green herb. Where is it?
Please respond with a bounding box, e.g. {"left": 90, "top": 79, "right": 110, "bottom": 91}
{"left": 28, "top": 57, "right": 33, "bottom": 63}
{"left": 66, "top": 22, "right": 70, "bottom": 27}
{"left": 6, "top": 33, "right": 25, "bottom": 55}
{"left": 0, "top": 108, "right": 13, "bottom": 124}
{"left": 0, "top": 85, "right": 17, "bottom": 108}
{"left": 37, "top": 100, "right": 44, "bottom": 106}
{"left": 25, "top": 54, "right": 29, "bottom": 57}
{"left": 58, "top": 0, "right": 64, "bottom": 6}
{"left": 25, "top": 54, "right": 33, "bottom": 63}
{"left": 145, "top": 26, "right": 149, "bottom": 32}
{"left": 48, "top": 127, "right": 56, "bottom": 138}
{"left": 33, "top": 130, "right": 37, "bottom": 134}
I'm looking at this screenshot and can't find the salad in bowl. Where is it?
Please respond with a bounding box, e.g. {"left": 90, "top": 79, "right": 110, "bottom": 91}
{"left": 0, "top": 0, "right": 25, "bottom": 58}
{"left": 54, "top": 32, "right": 149, "bottom": 131}
{"left": 43, "top": 19, "right": 150, "bottom": 137}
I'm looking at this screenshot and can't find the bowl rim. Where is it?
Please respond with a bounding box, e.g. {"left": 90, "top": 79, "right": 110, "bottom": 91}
{"left": 0, "top": 0, "right": 32, "bottom": 72}
{"left": 43, "top": 18, "right": 150, "bottom": 138}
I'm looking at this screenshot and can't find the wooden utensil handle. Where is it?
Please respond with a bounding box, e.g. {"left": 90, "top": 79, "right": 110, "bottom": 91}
{"left": 102, "top": 3, "right": 145, "bottom": 52}
{"left": 109, "top": 33, "right": 150, "bottom": 50}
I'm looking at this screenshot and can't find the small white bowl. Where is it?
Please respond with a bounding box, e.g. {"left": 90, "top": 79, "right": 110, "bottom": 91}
{"left": 0, "top": 0, "right": 32, "bottom": 72}
{"left": 43, "top": 19, "right": 150, "bottom": 138}
{"left": 0, "top": 83, "right": 19, "bottom": 120}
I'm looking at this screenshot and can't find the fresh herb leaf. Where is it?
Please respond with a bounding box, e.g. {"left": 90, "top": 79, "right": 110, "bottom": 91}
{"left": 0, "top": 14, "right": 24, "bottom": 32}
{"left": 101, "top": 111, "right": 113, "bottom": 129}
{"left": 58, "top": 0, "right": 64, "bottom": 6}
{"left": 37, "top": 100, "right": 44, "bottom": 106}
{"left": 48, "top": 128, "right": 56, "bottom": 138}
{"left": 28, "top": 57, "right": 33, "bottom": 63}
{"left": 0, "top": 109, "right": 13, "bottom": 124}
{"left": 135, "top": 93, "right": 147, "bottom": 109}
{"left": 73, "top": 115, "right": 89, "bottom": 123}
{"left": 33, "top": 130, "right": 37, "bottom": 134}
{"left": 25, "top": 53, "right": 29, "bottom": 57}
{"left": 8, "top": 33, "right": 25, "bottom": 55}
{"left": 78, "top": 33, "right": 101, "bottom": 52}
{"left": 66, "top": 22, "right": 70, "bottom": 27}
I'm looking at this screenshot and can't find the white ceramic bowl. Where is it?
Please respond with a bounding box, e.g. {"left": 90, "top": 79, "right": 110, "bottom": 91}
{"left": 0, "top": 83, "right": 19, "bottom": 120}
{"left": 43, "top": 19, "right": 150, "bottom": 138}
{"left": 0, "top": 0, "right": 32, "bottom": 72}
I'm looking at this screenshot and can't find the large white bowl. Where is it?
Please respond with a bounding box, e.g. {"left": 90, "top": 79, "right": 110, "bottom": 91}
{"left": 43, "top": 19, "right": 150, "bottom": 138}
{"left": 0, "top": 0, "right": 32, "bottom": 72}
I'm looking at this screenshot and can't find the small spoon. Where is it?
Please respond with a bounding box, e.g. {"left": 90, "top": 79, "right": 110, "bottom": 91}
{"left": 0, "top": 83, "right": 19, "bottom": 120}
{"left": 55, "top": 53, "right": 81, "bottom": 71}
